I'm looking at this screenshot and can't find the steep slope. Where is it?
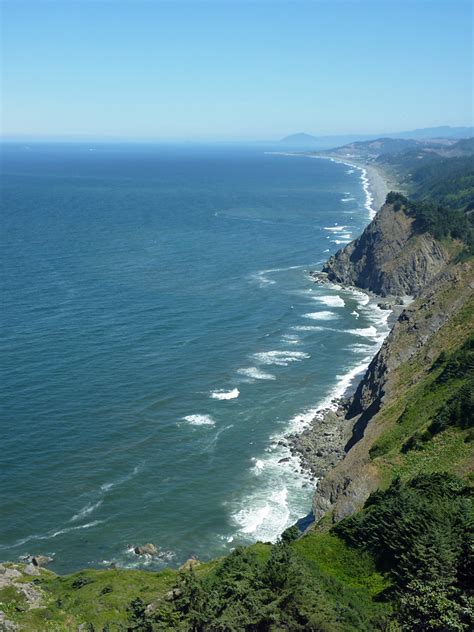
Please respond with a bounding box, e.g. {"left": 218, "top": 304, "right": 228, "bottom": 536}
{"left": 311, "top": 259, "right": 473, "bottom": 524}
{"left": 316, "top": 201, "right": 450, "bottom": 297}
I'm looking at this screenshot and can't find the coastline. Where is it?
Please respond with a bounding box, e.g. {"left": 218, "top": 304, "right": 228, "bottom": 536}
{"left": 277, "top": 154, "right": 398, "bottom": 526}
{"left": 310, "top": 153, "right": 391, "bottom": 215}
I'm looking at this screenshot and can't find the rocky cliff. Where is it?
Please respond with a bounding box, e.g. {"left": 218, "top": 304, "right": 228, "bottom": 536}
{"left": 318, "top": 202, "right": 449, "bottom": 297}
{"left": 305, "top": 196, "right": 474, "bottom": 525}
{"left": 310, "top": 260, "right": 473, "bottom": 523}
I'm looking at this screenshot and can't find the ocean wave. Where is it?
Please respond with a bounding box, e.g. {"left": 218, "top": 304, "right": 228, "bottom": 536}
{"left": 347, "top": 326, "right": 378, "bottom": 338}
{"left": 210, "top": 388, "right": 240, "bottom": 400}
{"left": 183, "top": 414, "right": 216, "bottom": 426}
{"left": 323, "top": 225, "right": 347, "bottom": 232}
{"left": 4, "top": 520, "right": 105, "bottom": 549}
{"left": 302, "top": 310, "right": 338, "bottom": 321}
{"left": 313, "top": 295, "right": 345, "bottom": 307}
{"left": 280, "top": 334, "right": 300, "bottom": 345}
{"left": 248, "top": 263, "right": 310, "bottom": 288}
{"left": 252, "top": 350, "right": 309, "bottom": 366}
{"left": 237, "top": 367, "right": 276, "bottom": 381}
{"left": 341, "top": 197, "right": 355, "bottom": 202}
{"left": 100, "top": 465, "right": 141, "bottom": 492}
{"left": 70, "top": 500, "right": 103, "bottom": 522}
{"left": 232, "top": 488, "right": 290, "bottom": 537}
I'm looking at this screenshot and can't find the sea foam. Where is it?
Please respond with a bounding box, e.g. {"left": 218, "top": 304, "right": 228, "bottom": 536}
{"left": 237, "top": 367, "right": 276, "bottom": 381}
{"left": 183, "top": 414, "right": 216, "bottom": 426}
{"left": 252, "top": 350, "right": 309, "bottom": 366}
{"left": 210, "top": 388, "right": 240, "bottom": 400}
{"left": 313, "top": 295, "right": 345, "bottom": 307}
{"left": 302, "top": 311, "right": 338, "bottom": 321}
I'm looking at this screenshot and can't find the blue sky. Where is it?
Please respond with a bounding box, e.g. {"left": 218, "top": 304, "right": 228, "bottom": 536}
{"left": 2, "top": 0, "right": 472, "bottom": 140}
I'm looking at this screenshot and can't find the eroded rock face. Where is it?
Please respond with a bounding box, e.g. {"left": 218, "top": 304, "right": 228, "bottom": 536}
{"left": 320, "top": 203, "right": 449, "bottom": 297}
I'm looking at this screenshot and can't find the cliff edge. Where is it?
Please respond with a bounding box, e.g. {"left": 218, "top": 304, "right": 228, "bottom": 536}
{"left": 317, "top": 201, "right": 449, "bottom": 297}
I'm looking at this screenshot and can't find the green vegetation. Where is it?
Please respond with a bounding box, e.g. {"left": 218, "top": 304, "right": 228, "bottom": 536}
{"left": 334, "top": 474, "right": 473, "bottom": 631}
{"left": 385, "top": 191, "right": 474, "bottom": 254}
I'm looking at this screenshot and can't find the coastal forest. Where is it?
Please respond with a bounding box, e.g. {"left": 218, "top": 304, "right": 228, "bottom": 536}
{"left": 1, "top": 138, "right": 473, "bottom": 631}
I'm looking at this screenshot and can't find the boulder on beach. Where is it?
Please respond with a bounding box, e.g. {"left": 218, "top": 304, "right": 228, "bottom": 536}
{"left": 134, "top": 543, "right": 158, "bottom": 556}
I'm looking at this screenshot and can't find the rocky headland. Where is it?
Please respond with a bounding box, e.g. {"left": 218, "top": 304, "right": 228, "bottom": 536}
{"left": 290, "top": 198, "right": 473, "bottom": 526}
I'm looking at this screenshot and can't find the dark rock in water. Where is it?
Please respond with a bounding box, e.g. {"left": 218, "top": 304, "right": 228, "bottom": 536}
{"left": 31, "top": 555, "right": 53, "bottom": 567}
{"left": 134, "top": 543, "right": 157, "bottom": 556}
{"left": 278, "top": 457, "right": 290, "bottom": 463}
{"left": 377, "top": 302, "right": 392, "bottom": 310}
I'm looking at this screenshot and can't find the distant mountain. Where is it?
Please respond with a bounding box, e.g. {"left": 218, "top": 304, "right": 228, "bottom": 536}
{"left": 279, "top": 133, "right": 320, "bottom": 146}
{"left": 279, "top": 126, "right": 474, "bottom": 149}
{"left": 388, "top": 126, "right": 474, "bottom": 140}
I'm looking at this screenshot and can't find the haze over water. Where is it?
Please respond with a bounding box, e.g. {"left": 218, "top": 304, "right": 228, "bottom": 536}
{"left": 0, "top": 144, "right": 389, "bottom": 572}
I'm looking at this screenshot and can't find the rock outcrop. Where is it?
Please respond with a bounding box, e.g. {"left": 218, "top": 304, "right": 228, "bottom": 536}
{"left": 317, "top": 202, "right": 449, "bottom": 297}
{"left": 134, "top": 543, "right": 158, "bottom": 556}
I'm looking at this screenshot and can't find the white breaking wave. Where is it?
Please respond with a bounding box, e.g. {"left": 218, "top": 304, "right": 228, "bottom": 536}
{"left": 70, "top": 500, "right": 103, "bottom": 522}
{"left": 210, "top": 388, "right": 240, "bottom": 400}
{"left": 252, "top": 458, "right": 265, "bottom": 475}
{"left": 233, "top": 488, "right": 290, "bottom": 537}
{"left": 313, "top": 295, "right": 345, "bottom": 307}
{"left": 253, "top": 350, "right": 310, "bottom": 366}
{"left": 237, "top": 367, "right": 276, "bottom": 381}
{"left": 183, "top": 414, "right": 216, "bottom": 426}
{"left": 324, "top": 225, "right": 347, "bottom": 232}
{"left": 347, "top": 326, "right": 378, "bottom": 338}
{"left": 341, "top": 197, "right": 355, "bottom": 202}
{"left": 302, "top": 310, "right": 338, "bottom": 321}
{"left": 280, "top": 334, "right": 301, "bottom": 345}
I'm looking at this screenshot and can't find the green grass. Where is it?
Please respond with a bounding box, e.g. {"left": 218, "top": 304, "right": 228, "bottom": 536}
{"left": 293, "top": 532, "right": 389, "bottom": 596}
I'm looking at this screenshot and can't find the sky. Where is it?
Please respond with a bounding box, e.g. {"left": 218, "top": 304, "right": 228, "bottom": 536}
{"left": 1, "top": 0, "right": 473, "bottom": 141}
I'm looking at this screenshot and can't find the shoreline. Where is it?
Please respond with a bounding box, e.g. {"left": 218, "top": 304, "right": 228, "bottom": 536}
{"left": 308, "top": 153, "right": 391, "bottom": 215}
{"left": 280, "top": 153, "right": 399, "bottom": 526}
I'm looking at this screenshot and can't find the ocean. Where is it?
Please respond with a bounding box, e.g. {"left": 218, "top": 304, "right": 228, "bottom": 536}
{"left": 0, "top": 143, "right": 389, "bottom": 573}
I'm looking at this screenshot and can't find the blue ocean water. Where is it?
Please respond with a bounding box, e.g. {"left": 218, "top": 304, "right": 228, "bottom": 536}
{"left": 0, "top": 144, "right": 388, "bottom": 573}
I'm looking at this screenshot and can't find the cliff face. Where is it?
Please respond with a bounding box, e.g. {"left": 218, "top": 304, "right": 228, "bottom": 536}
{"left": 311, "top": 260, "right": 473, "bottom": 524}
{"left": 320, "top": 202, "right": 449, "bottom": 297}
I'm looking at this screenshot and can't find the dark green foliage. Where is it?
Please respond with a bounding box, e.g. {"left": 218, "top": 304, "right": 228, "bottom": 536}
{"left": 385, "top": 190, "right": 473, "bottom": 251}
{"left": 71, "top": 575, "right": 94, "bottom": 590}
{"left": 100, "top": 585, "right": 113, "bottom": 595}
{"left": 334, "top": 474, "right": 473, "bottom": 630}
{"left": 434, "top": 337, "right": 474, "bottom": 384}
{"left": 130, "top": 543, "right": 359, "bottom": 631}
{"left": 280, "top": 524, "right": 300, "bottom": 544}
{"left": 428, "top": 381, "right": 474, "bottom": 435}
